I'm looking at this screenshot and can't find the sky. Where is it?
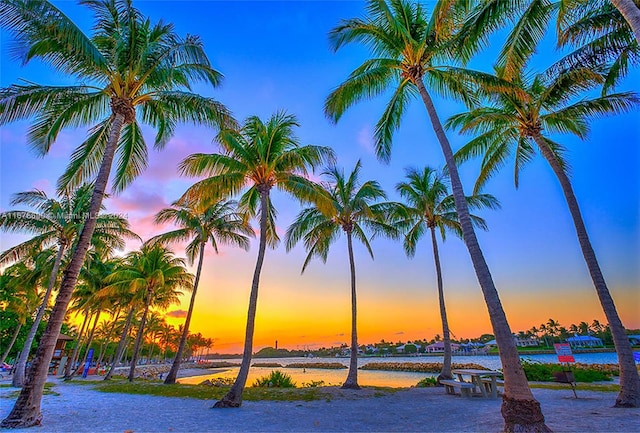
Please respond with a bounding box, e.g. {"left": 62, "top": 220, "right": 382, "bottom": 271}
{"left": 1, "top": 1, "right": 638, "bottom": 354}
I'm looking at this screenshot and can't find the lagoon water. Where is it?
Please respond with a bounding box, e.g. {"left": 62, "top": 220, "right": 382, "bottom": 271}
{"left": 178, "top": 352, "right": 622, "bottom": 387}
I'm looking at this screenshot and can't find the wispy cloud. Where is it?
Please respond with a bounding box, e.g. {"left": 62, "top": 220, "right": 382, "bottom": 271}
{"left": 357, "top": 125, "right": 375, "bottom": 154}
{"left": 166, "top": 309, "right": 187, "bottom": 318}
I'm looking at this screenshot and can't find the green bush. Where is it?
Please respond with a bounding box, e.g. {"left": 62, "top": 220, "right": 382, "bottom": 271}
{"left": 520, "top": 360, "right": 612, "bottom": 383}
{"left": 301, "top": 380, "right": 325, "bottom": 388}
{"left": 416, "top": 377, "right": 438, "bottom": 387}
{"left": 252, "top": 370, "right": 296, "bottom": 388}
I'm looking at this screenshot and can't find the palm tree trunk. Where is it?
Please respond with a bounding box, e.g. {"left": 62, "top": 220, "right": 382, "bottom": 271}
{"left": 534, "top": 135, "right": 640, "bottom": 408}
{"left": 431, "top": 227, "right": 452, "bottom": 383}
{"left": 96, "top": 307, "right": 122, "bottom": 368}
{"left": 611, "top": 0, "right": 640, "bottom": 44}
{"left": 128, "top": 292, "right": 153, "bottom": 382}
{"left": 63, "top": 306, "right": 90, "bottom": 379}
{"left": 104, "top": 306, "right": 135, "bottom": 381}
{"left": 414, "top": 79, "right": 549, "bottom": 432}
{"left": 0, "top": 323, "right": 22, "bottom": 365}
{"left": 165, "top": 242, "right": 206, "bottom": 384}
{"left": 214, "top": 188, "right": 270, "bottom": 408}
{"left": 73, "top": 310, "right": 101, "bottom": 376}
{"left": 1, "top": 112, "right": 125, "bottom": 429}
{"left": 342, "top": 230, "right": 360, "bottom": 389}
{"left": 12, "top": 244, "right": 66, "bottom": 388}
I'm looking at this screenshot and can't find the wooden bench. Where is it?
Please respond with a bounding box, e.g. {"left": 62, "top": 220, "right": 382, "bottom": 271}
{"left": 441, "top": 379, "right": 475, "bottom": 397}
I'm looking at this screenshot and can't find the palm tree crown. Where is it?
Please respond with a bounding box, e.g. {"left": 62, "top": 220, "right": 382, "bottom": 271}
{"left": 0, "top": 0, "right": 234, "bottom": 192}
{"left": 395, "top": 167, "right": 499, "bottom": 257}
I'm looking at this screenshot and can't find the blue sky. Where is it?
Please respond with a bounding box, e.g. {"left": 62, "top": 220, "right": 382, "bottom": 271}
{"left": 1, "top": 1, "right": 638, "bottom": 351}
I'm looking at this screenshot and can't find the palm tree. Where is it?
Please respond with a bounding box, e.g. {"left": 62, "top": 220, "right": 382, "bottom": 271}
{"left": 0, "top": 184, "right": 137, "bottom": 387}
{"left": 610, "top": 0, "right": 640, "bottom": 43}
{"left": 395, "top": 166, "right": 499, "bottom": 383}
{"left": 179, "top": 111, "right": 334, "bottom": 407}
{"left": 324, "top": 1, "right": 548, "bottom": 428}
{"left": 103, "top": 245, "right": 193, "bottom": 382}
{"left": 285, "top": 161, "right": 398, "bottom": 389}
{"left": 447, "top": 63, "right": 640, "bottom": 408}
{"left": 147, "top": 198, "right": 253, "bottom": 384}
{"left": 0, "top": 0, "right": 232, "bottom": 425}
{"left": 0, "top": 261, "right": 40, "bottom": 365}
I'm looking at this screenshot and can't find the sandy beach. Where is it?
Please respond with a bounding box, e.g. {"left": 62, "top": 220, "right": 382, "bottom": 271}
{"left": 1, "top": 372, "right": 638, "bottom": 433}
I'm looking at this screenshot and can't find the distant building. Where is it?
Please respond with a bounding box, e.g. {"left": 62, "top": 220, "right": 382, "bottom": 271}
{"left": 484, "top": 335, "right": 539, "bottom": 348}
{"left": 566, "top": 334, "right": 603, "bottom": 348}
{"left": 425, "top": 341, "right": 460, "bottom": 353}
{"left": 627, "top": 335, "right": 640, "bottom": 346}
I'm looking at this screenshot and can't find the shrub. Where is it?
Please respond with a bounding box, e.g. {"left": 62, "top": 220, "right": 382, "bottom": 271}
{"left": 252, "top": 370, "right": 296, "bottom": 388}
{"left": 301, "top": 380, "right": 325, "bottom": 388}
{"left": 520, "top": 360, "right": 612, "bottom": 383}
{"left": 416, "top": 377, "right": 438, "bottom": 387}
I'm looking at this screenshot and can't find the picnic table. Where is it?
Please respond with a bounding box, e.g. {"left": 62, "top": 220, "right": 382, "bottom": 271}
{"left": 450, "top": 368, "right": 502, "bottom": 398}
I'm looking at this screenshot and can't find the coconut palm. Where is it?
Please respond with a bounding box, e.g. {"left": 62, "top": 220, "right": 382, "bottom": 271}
{"left": 0, "top": 184, "right": 137, "bottom": 387}
{"left": 179, "top": 111, "right": 334, "bottom": 407}
{"left": 0, "top": 0, "right": 232, "bottom": 425}
{"left": 147, "top": 198, "right": 253, "bottom": 384}
{"left": 103, "top": 245, "right": 193, "bottom": 382}
{"left": 447, "top": 62, "right": 640, "bottom": 408}
{"left": 395, "top": 166, "right": 499, "bottom": 383}
{"left": 0, "top": 262, "right": 40, "bottom": 365}
{"left": 285, "top": 161, "right": 398, "bottom": 389}
{"left": 324, "top": 1, "right": 548, "bottom": 428}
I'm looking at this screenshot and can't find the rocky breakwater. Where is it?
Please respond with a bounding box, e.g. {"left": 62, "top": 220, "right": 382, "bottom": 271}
{"left": 111, "top": 362, "right": 202, "bottom": 379}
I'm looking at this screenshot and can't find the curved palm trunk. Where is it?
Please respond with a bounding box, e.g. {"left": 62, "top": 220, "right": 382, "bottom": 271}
{"left": 342, "top": 230, "right": 360, "bottom": 389}
{"left": 535, "top": 135, "right": 640, "bottom": 408}
{"left": 165, "top": 242, "right": 206, "bottom": 384}
{"left": 128, "top": 292, "right": 153, "bottom": 382}
{"left": 431, "top": 227, "right": 452, "bottom": 383}
{"left": 63, "top": 307, "right": 91, "bottom": 379}
{"left": 214, "top": 188, "right": 269, "bottom": 408}
{"left": 611, "top": 0, "right": 640, "bottom": 44}
{"left": 414, "top": 79, "right": 549, "bottom": 432}
{"left": 1, "top": 113, "right": 125, "bottom": 429}
{"left": 12, "top": 244, "right": 66, "bottom": 387}
{"left": 104, "top": 306, "right": 135, "bottom": 381}
{"left": 1, "top": 323, "right": 22, "bottom": 365}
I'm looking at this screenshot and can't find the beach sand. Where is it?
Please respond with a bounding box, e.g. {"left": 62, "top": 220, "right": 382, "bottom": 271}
{"left": 1, "top": 375, "right": 638, "bottom": 432}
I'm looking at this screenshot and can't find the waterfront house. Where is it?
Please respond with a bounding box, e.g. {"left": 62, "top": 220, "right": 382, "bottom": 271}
{"left": 566, "top": 334, "right": 604, "bottom": 348}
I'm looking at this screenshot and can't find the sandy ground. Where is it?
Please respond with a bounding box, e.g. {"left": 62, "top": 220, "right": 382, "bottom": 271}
{"left": 1, "top": 373, "right": 638, "bottom": 433}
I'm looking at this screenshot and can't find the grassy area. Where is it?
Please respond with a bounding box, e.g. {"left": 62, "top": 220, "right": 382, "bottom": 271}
{"left": 528, "top": 383, "right": 619, "bottom": 392}
{"left": 77, "top": 379, "right": 402, "bottom": 402}
{"left": 0, "top": 382, "right": 59, "bottom": 399}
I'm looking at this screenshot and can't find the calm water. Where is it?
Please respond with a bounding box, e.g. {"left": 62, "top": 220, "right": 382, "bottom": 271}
{"left": 178, "top": 352, "right": 622, "bottom": 387}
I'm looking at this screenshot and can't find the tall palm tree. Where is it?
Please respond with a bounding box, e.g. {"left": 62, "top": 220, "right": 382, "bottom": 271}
{"left": 179, "top": 111, "right": 334, "bottom": 407}
{"left": 103, "top": 245, "right": 192, "bottom": 382}
{"left": 147, "top": 198, "right": 253, "bottom": 384}
{"left": 285, "top": 161, "right": 398, "bottom": 389}
{"left": 447, "top": 63, "right": 640, "bottom": 408}
{"left": 395, "top": 166, "right": 499, "bottom": 383}
{"left": 0, "top": 184, "right": 137, "bottom": 387}
{"left": 0, "top": 0, "right": 232, "bottom": 425}
{"left": 324, "top": 1, "right": 549, "bottom": 429}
